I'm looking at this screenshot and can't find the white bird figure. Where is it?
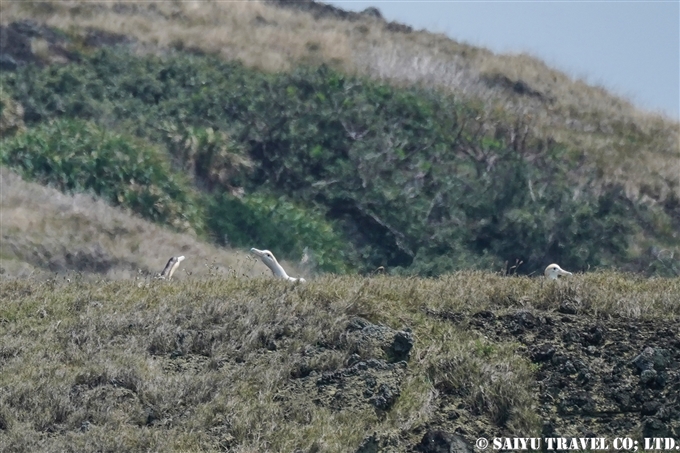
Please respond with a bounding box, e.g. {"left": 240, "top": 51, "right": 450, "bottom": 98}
{"left": 159, "top": 256, "right": 185, "bottom": 280}
{"left": 544, "top": 263, "right": 572, "bottom": 280}
{"left": 250, "top": 248, "right": 306, "bottom": 282}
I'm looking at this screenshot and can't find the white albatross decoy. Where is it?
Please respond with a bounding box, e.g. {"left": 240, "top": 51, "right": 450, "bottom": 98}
{"left": 159, "top": 256, "right": 185, "bottom": 280}
{"left": 544, "top": 263, "right": 572, "bottom": 280}
{"left": 250, "top": 248, "right": 306, "bottom": 283}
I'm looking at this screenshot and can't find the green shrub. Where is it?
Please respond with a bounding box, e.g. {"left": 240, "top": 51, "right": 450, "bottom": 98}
{"left": 160, "top": 123, "right": 253, "bottom": 193}
{"left": 206, "top": 192, "right": 351, "bottom": 273}
{"left": 0, "top": 118, "right": 203, "bottom": 232}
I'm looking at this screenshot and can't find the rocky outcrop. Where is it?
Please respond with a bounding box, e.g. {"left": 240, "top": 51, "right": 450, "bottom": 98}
{"left": 464, "top": 309, "right": 680, "bottom": 438}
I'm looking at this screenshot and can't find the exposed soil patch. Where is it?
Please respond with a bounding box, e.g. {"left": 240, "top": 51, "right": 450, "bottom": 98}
{"left": 481, "top": 73, "right": 551, "bottom": 102}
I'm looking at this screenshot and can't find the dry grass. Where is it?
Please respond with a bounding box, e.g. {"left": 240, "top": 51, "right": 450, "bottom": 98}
{"left": 2, "top": 0, "right": 677, "bottom": 204}
{"left": 0, "top": 272, "right": 677, "bottom": 451}
{"left": 0, "top": 167, "right": 303, "bottom": 280}
{"left": 0, "top": 0, "right": 353, "bottom": 72}
{"left": 341, "top": 271, "right": 680, "bottom": 322}
{"left": 1, "top": 4, "right": 677, "bottom": 449}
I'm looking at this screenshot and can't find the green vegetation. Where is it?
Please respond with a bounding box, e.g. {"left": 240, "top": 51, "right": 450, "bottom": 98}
{"left": 3, "top": 47, "right": 674, "bottom": 275}
{"left": 207, "top": 193, "right": 351, "bottom": 273}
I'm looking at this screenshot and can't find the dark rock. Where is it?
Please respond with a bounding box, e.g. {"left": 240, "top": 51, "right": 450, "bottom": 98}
{"left": 641, "top": 401, "right": 661, "bottom": 416}
{"left": 366, "top": 358, "right": 384, "bottom": 369}
{"left": 364, "top": 375, "right": 376, "bottom": 388}
{"left": 345, "top": 317, "right": 414, "bottom": 365}
{"left": 656, "top": 405, "right": 674, "bottom": 422}
{"left": 388, "top": 330, "right": 414, "bottom": 361}
{"left": 613, "top": 390, "right": 632, "bottom": 410}
{"left": 642, "top": 417, "right": 673, "bottom": 438}
{"left": 144, "top": 408, "right": 158, "bottom": 426}
{"left": 557, "top": 391, "right": 595, "bottom": 415}
{"left": 347, "top": 317, "right": 372, "bottom": 331}
{"left": 542, "top": 420, "right": 558, "bottom": 437}
{"left": 472, "top": 311, "right": 495, "bottom": 320}
{"left": 551, "top": 353, "right": 569, "bottom": 365}
{"left": 426, "top": 309, "right": 465, "bottom": 324}
{"left": 632, "top": 347, "right": 670, "bottom": 372}
{"left": 530, "top": 344, "right": 556, "bottom": 362}
{"left": 576, "top": 370, "right": 593, "bottom": 384}
{"left": 563, "top": 361, "right": 577, "bottom": 374}
{"left": 640, "top": 368, "right": 666, "bottom": 388}
{"left": 514, "top": 310, "right": 538, "bottom": 328}
{"left": 317, "top": 371, "right": 336, "bottom": 387}
{"left": 417, "top": 430, "right": 473, "bottom": 453}
{"left": 346, "top": 353, "right": 361, "bottom": 367}
{"left": 369, "top": 383, "right": 399, "bottom": 410}
{"left": 466, "top": 300, "right": 679, "bottom": 441}
{"left": 585, "top": 346, "right": 599, "bottom": 356}
{"left": 562, "top": 329, "right": 580, "bottom": 344}
{"left": 558, "top": 300, "right": 578, "bottom": 315}
{"left": 356, "top": 433, "right": 379, "bottom": 453}
{"left": 583, "top": 325, "right": 605, "bottom": 346}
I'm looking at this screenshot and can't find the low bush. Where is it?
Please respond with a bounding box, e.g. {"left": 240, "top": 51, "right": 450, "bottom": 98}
{"left": 0, "top": 118, "right": 203, "bottom": 233}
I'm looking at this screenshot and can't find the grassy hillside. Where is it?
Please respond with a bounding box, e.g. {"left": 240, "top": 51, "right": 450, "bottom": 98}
{"left": 0, "top": 1, "right": 680, "bottom": 453}
{"left": 2, "top": 0, "right": 677, "bottom": 205}
{"left": 0, "top": 167, "right": 304, "bottom": 281}
{"left": 2, "top": 44, "right": 678, "bottom": 276}
{"left": 0, "top": 3, "right": 678, "bottom": 450}
{"left": 1, "top": 274, "right": 678, "bottom": 451}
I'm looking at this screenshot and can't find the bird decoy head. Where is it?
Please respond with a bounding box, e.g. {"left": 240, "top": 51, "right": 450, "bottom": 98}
{"left": 251, "top": 248, "right": 305, "bottom": 282}
{"left": 544, "top": 263, "right": 572, "bottom": 280}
